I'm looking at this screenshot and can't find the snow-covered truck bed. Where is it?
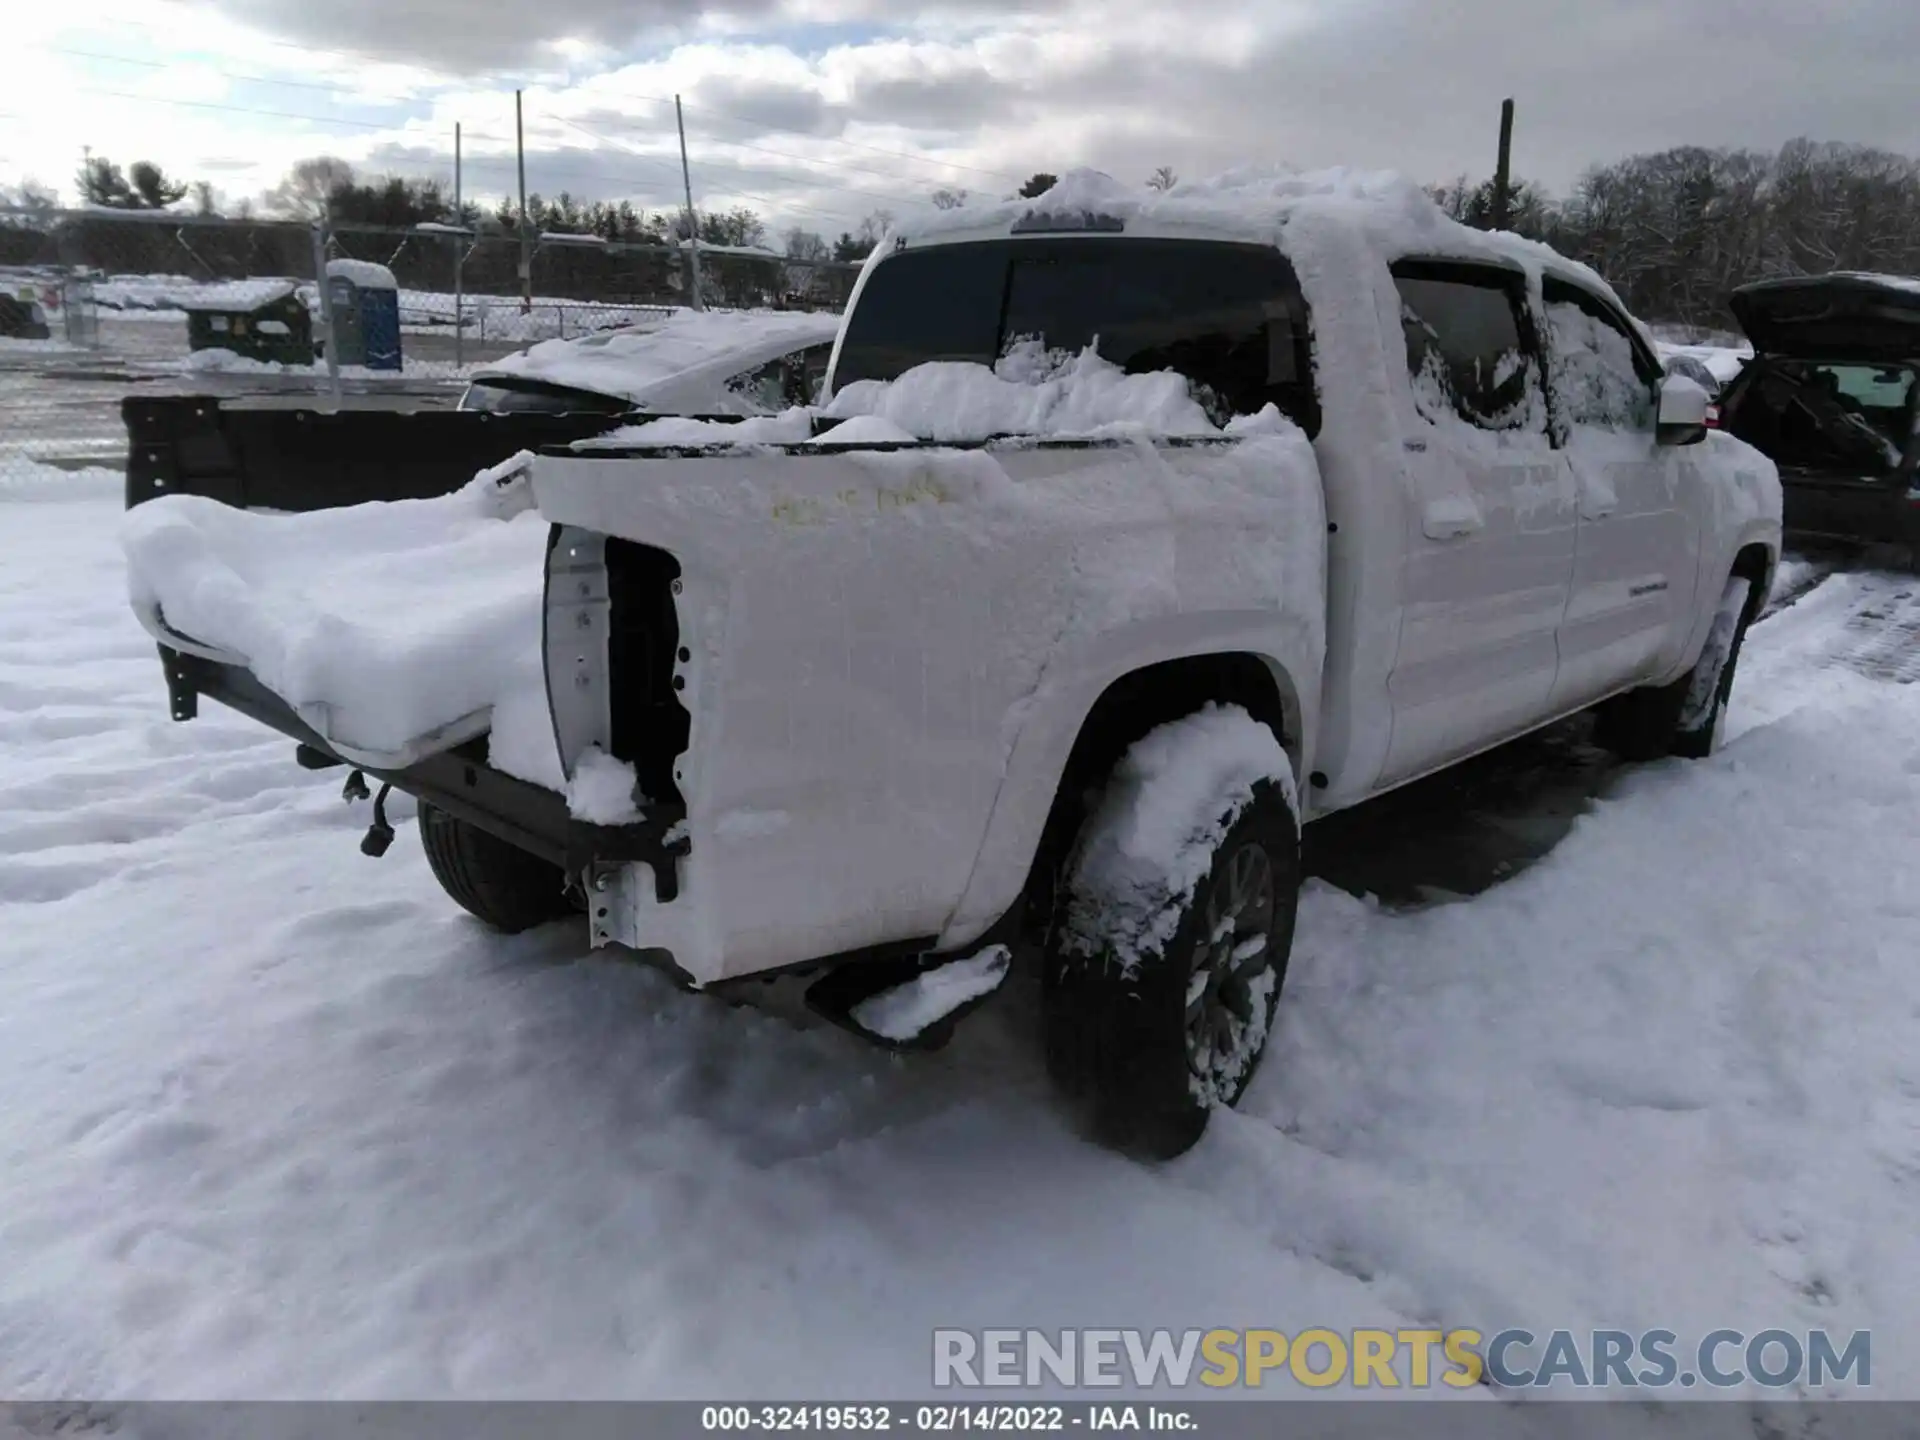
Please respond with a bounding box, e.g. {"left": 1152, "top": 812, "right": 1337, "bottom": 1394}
{"left": 122, "top": 166, "right": 1783, "bottom": 1158}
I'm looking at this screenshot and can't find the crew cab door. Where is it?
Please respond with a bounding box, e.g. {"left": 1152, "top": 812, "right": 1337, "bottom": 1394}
{"left": 1377, "top": 259, "right": 1577, "bottom": 789}
{"left": 1538, "top": 276, "right": 1699, "bottom": 710}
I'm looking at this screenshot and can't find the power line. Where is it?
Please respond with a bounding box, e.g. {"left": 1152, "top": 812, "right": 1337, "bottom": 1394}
{"left": 561, "top": 115, "right": 924, "bottom": 211}
{"left": 552, "top": 115, "right": 912, "bottom": 227}
{"left": 584, "top": 84, "right": 1027, "bottom": 185}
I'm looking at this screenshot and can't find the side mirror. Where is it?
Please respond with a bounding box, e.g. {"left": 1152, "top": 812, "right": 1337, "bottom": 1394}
{"left": 1656, "top": 373, "right": 1710, "bottom": 446}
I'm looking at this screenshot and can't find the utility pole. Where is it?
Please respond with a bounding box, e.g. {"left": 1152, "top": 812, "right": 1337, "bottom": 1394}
{"left": 311, "top": 216, "right": 342, "bottom": 406}
{"left": 1492, "top": 97, "right": 1515, "bottom": 232}
{"left": 675, "top": 94, "right": 704, "bottom": 311}
{"left": 516, "top": 90, "right": 532, "bottom": 314}
{"left": 453, "top": 121, "right": 464, "bottom": 367}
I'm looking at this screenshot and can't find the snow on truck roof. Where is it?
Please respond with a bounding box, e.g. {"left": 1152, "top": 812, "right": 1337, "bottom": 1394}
{"left": 892, "top": 165, "right": 1639, "bottom": 326}
{"left": 474, "top": 308, "right": 840, "bottom": 405}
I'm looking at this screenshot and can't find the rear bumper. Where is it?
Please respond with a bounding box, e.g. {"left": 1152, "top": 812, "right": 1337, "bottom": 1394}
{"left": 160, "top": 646, "right": 689, "bottom": 899}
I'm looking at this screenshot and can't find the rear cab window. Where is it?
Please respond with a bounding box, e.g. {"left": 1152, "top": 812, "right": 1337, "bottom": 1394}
{"left": 830, "top": 238, "right": 1319, "bottom": 435}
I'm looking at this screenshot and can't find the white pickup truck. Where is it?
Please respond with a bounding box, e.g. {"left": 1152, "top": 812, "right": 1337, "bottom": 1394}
{"left": 124, "top": 170, "right": 1782, "bottom": 1157}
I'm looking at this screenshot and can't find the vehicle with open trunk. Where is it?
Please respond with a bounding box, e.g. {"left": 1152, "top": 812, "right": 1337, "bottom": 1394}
{"left": 122, "top": 169, "right": 1782, "bottom": 1157}
{"left": 1716, "top": 271, "right": 1920, "bottom": 554}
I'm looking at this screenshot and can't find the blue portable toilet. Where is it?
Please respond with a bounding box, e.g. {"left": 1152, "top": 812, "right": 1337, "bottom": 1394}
{"left": 324, "top": 259, "right": 402, "bottom": 372}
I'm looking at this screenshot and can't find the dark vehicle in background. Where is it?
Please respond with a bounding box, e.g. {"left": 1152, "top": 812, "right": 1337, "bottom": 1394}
{"left": 0, "top": 292, "right": 52, "bottom": 340}
{"left": 1717, "top": 272, "right": 1920, "bottom": 553}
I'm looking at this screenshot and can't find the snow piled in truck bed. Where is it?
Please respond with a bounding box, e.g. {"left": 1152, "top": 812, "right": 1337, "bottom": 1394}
{"left": 824, "top": 341, "right": 1217, "bottom": 440}
{"left": 119, "top": 462, "right": 557, "bottom": 778}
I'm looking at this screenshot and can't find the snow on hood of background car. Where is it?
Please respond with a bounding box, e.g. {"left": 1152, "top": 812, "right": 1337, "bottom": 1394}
{"left": 473, "top": 309, "right": 841, "bottom": 410}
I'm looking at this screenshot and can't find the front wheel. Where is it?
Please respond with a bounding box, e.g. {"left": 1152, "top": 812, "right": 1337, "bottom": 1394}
{"left": 1043, "top": 707, "right": 1301, "bottom": 1160}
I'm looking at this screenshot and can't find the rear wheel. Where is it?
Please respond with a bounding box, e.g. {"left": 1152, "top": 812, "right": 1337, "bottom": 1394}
{"left": 1595, "top": 575, "right": 1754, "bottom": 762}
{"left": 417, "top": 802, "right": 576, "bottom": 933}
{"left": 1044, "top": 708, "right": 1300, "bottom": 1160}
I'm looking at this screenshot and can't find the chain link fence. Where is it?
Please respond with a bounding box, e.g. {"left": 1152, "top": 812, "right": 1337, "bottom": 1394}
{"left": 1, "top": 206, "right": 858, "bottom": 485}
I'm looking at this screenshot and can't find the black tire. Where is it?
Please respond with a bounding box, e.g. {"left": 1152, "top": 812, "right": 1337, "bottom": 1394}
{"left": 1045, "top": 766, "right": 1300, "bottom": 1161}
{"left": 1594, "top": 577, "right": 1755, "bottom": 763}
{"left": 417, "top": 801, "right": 576, "bottom": 933}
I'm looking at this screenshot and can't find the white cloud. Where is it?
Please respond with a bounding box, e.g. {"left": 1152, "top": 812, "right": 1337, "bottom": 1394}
{"left": 4, "top": 0, "right": 1918, "bottom": 240}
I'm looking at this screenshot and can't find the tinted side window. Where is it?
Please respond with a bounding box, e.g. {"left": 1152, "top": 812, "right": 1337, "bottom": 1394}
{"left": 457, "top": 379, "right": 632, "bottom": 415}
{"left": 832, "top": 245, "right": 1006, "bottom": 382}
{"left": 1541, "top": 276, "right": 1658, "bottom": 433}
{"left": 1391, "top": 263, "right": 1542, "bottom": 433}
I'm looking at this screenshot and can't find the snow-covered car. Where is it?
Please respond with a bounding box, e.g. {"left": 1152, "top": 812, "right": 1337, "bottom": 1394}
{"left": 1714, "top": 272, "right": 1920, "bottom": 551}
{"left": 123, "top": 169, "right": 1782, "bottom": 1158}
{"left": 458, "top": 309, "right": 840, "bottom": 417}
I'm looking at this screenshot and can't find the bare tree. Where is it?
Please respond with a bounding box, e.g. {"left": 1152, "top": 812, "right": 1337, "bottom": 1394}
{"left": 128, "top": 161, "right": 189, "bottom": 209}
{"left": 784, "top": 227, "right": 829, "bottom": 261}
{"left": 1, "top": 179, "right": 57, "bottom": 218}
{"left": 1146, "top": 166, "right": 1177, "bottom": 192}
{"left": 931, "top": 187, "right": 968, "bottom": 210}
{"left": 267, "top": 157, "right": 357, "bottom": 220}
{"left": 783, "top": 226, "right": 831, "bottom": 301}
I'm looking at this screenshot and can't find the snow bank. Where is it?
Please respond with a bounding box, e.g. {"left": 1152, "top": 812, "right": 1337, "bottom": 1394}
{"left": 21, "top": 474, "right": 1920, "bottom": 1404}
{"left": 1062, "top": 705, "right": 1295, "bottom": 979}
{"left": 825, "top": 342, "right": 1217, "bottom": 441}
{"left": 120, "top": 460, "right": 553, "bottom": 769}
{"left": 178, "top": 349, "right": 445, "bottom": 382}
{"left": 0, "top": 461, "right": 123, "bottom": 505}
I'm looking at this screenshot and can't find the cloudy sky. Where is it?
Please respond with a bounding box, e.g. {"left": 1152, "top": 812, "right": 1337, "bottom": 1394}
{"left": 3, "top": 0, "right": 1917, "bottom": 238}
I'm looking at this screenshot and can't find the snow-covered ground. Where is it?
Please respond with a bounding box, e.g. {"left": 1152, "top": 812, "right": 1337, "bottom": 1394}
{"left": 3, "top": 462, "right": 1919, "bottom": 1418}
{"left": 83, "top": 272, "right": 686, "bottom": 345}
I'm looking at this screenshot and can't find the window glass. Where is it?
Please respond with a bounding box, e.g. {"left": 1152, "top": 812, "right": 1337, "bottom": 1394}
{"left": 1392, "top": 265, "right": 1543, "bottom": 433}
{"left": 724, "top": 358, "right": 791, "bottom": 412}
{"left": 1541, "top": 277, "right": 1657, "bottom": 433}
{"left": 457, "top": 378, "right": 631, "bottom": 415}
{"left": 832, "top": 239, "right": 1318, "bottom": 433}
